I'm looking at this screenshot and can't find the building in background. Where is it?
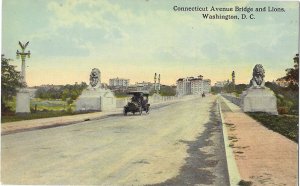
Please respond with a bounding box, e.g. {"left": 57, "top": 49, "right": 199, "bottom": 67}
{"left": 109, "top": 78, "right": 129, "bottom": 90}
{"left": 176, "top": 78, "right": 191, "bottom": 96}
{"left": 176, "top": 75, "right": 211, "bottom": 96}
{"left": 191, "top": 76, "right": 203, "bottom": 95}
{"left": 135, "top": 81, "right": 153, "bottom": 91}
{"left": 203, "top": 79, "right": 211, "bottom": 93}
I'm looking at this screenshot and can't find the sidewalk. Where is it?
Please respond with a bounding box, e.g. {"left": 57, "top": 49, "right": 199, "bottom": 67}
{"left": 219, "top": 96, "right": 298, "bottom": 186}
{"left": 1, "top": 109, "right": 122, "bottom": 135}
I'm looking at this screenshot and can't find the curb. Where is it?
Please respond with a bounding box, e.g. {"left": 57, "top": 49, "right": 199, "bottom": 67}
{"left": 1, "top": 112, "right": 116, "bottom": 136}
{"left": 217, "top": 96, "right": 241, "bottom": 186}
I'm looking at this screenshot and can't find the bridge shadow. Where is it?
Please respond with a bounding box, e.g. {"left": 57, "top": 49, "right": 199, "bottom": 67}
{"left": 148, "top": 102, "right": 230, "bottom": 186}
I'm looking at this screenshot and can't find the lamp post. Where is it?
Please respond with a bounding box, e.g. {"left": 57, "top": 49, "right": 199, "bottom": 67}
{"left": 232, "top": 71, "right": 235, "bottom": 91}
{"left": 15, "top": 41, "right": 31, "bottom": 114}
{"left": 154, "top": 73, "right": 157, "bottom": 92}
{"left": 157, "top": 74, "right": 160, "bottom": 94}
{"left": 16, "top": 41, "right": 30, "bottom": 86}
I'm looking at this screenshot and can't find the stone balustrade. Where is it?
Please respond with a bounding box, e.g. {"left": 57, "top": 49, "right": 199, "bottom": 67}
{"left": 116, "top": 95, "right": 181, "bottom": 108}
{"left": 221, "top": 93, "right": 241, "bottom": 107}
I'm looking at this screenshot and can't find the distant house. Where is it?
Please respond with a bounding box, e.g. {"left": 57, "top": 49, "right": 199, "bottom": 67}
{"left": 109, "top": 78, "right": 129, "bottom": 90}
{"left": 176, "top": 75, "right": 211, "bottom": 96}
{"left": 135, "top": 81, "right": 153, "bottom": 91}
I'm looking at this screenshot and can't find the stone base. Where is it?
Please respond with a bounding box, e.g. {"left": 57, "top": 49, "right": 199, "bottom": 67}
{"left": 76, "top": 88, "right": 116, "bottom": 112}
{"left": 241, "top": 88, "right": 278, "bottom": 115}
{"left": 16, "top": 89, "right": 31, "bottom": 113}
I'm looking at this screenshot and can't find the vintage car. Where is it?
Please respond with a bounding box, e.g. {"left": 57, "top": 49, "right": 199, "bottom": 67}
{"left": 123, "top": 91, "right": 150, "bottom": 115}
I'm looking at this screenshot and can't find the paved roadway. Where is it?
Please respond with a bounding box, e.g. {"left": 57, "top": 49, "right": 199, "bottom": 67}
{"left": 2, "top": 96, "right": 229, "bottom": 185}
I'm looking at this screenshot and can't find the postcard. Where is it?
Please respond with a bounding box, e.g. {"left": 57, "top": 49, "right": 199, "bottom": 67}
{"left": 1, "top": 0, "right": 299, "bottom": 185}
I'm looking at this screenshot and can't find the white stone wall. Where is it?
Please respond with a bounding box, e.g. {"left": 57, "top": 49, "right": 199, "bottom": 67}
{"left": 76, "top": 88, "right": 116, "bottom": 112}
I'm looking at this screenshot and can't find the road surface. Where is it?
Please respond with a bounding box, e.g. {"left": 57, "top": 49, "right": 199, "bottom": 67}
{"left": 2, "top": 96, "right": 229, "bottom": 185}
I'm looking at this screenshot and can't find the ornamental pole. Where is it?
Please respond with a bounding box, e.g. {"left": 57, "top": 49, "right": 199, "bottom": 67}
{"left": 16, "top": 41, "right": 31, "bottom": 86}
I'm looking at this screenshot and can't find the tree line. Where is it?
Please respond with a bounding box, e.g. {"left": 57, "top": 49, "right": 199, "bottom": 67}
{"left": 34, "top": 83, "right": 87, "bottom": 101}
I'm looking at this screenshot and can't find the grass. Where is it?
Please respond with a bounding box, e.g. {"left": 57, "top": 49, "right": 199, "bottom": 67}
{"left": 2, "top": 98, "right": 78, "bottom": 123}
{"left": 5, "top": 98, "right": 76, "bottom": 112}
{"left": 5, "top": 98, "right": 76, "bottom": 111}
{"left": 1, "top": 111, "right": 77, "bottom": 123}
{"left": 238, "top": 180, "right": 253, "bottom": 186}
{"left": 31, "top": 99, "right": 76, "bottom": 111}
{"left": 247, "top": 112, "right": 298, "bottom": 143}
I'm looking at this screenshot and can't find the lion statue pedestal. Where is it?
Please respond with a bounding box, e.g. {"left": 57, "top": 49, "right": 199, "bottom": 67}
{"left": 240, "top": 64, "right": 278, "bottom": 115}
{"left": 76, "top": 68, "right": 116, "bottom": 112}
{"left": 16, "top": 88, "right": 31, "bottom": 114}
{"left": 241, "top": 88, "right": 278, "bottom": 115}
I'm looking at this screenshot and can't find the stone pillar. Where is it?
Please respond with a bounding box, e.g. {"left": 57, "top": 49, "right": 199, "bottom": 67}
{"left": 232, "top": 71, "right": 235, "bottom": 85}
{"left": 16, "top": 89, "right": 30, "bottom": 114}
{"left": 16, "top": 41, "right": 31, "bottom": 114}
{"left": 154, "top": 73, "right": 157, "bottom": 91}
{"left": 158, "top": 74, "right": 160, "bottom": 94}
{"left": 232, "top": 71, "right": 235, "bottom": 91}
{"left": 21, "top": 57, "right": 26, "bottom": 84}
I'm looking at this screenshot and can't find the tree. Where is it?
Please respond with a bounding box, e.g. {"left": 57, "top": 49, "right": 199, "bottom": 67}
{"left": 235, "top": 84, "right": 247, "bottom": 94}
{"left": 223, "top": 83, "right": 235, "bottom": 93}
{"left": 35, "top": 82, "right": 87, "bottom": 100}
{"left": 284, "top": 54, "right": 299, "bottom": 87}
{"left": 159, "top": 85, "right": 176, "bottom": 96}
{"left": 211, "top": 86, "right": 222, "bottom": 94}
{"left": 265, "top": 81, "right": 298, "bottom": 114}
{"left": 1, "top": 55, "right": 24, "bottom": 111}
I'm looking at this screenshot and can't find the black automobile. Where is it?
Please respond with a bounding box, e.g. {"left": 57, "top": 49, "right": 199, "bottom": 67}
{"left": 123, "top": 91, "right": 150, "bottom": 115}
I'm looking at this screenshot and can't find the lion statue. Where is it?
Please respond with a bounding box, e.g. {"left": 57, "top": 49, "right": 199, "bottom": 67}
{"left": 249, "top": 64, "right": 265, "bottom": 88}
{"left": 89, "top": 68, "right": 101, "bottom": 88}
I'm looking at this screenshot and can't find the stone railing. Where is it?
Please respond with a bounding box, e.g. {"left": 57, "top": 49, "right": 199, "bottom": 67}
{"left": 115, "top": 94, "right": 208, "bottom": 108}
{"left": 149, "top": 95, "right": 179, "bottom": 103}
{"left": 221, "top": 93, "right": 241, "bottom": 107}
{"left": 116, "top": 95, "right": 180, "bottom": 108}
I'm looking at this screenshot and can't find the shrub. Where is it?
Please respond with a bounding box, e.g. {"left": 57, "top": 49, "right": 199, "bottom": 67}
{"left": 277, "top": 107, "right": 289, "bottom": 114}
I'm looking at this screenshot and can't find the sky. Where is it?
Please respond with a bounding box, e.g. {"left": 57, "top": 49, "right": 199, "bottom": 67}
{"left": 2, "top": 0, "right": 299, "bottom": 86}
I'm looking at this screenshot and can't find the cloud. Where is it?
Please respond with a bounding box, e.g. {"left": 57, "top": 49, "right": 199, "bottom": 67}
{"left": 2, "top": 0, "right": 298, "bottom": 85}
{"left": 47, "top": 0, "right": 144, "bottom": 31}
